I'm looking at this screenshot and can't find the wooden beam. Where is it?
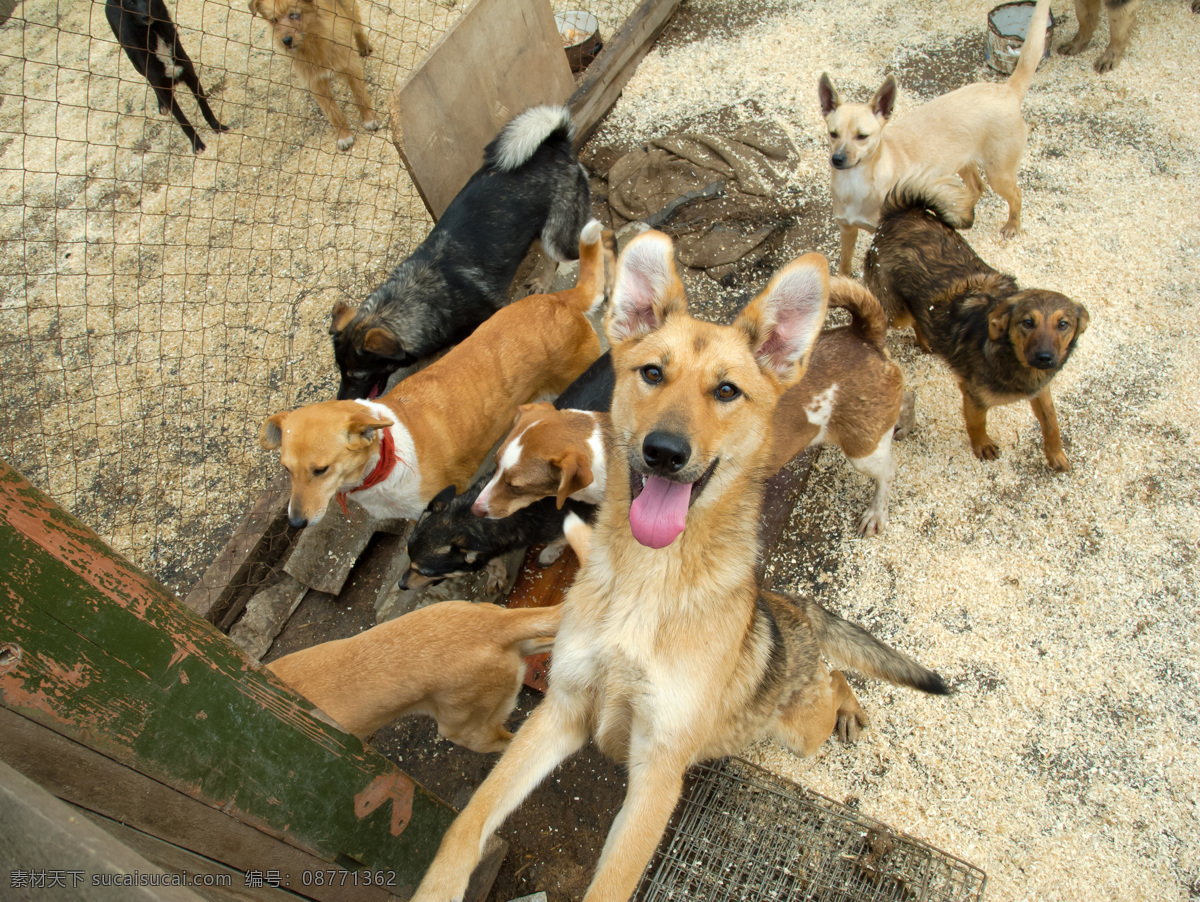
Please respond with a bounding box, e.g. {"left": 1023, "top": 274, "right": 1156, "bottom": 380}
{"left": 568, "top": 0, "right": 683, "bottom": 148}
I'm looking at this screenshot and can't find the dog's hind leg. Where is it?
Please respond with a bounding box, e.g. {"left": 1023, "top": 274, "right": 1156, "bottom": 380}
{"left": 1059, "top": 0, "right": 1100, "bottom": 56}
{"left": 847, "top": 430, "right": 896, "bottom": 537}
{"left": 342, "top": 58, "right": 378, "bottom": 131}
{"left": 956, "top": 166, "right": 983, "bottom": 228}
{"left": 143, "top": 53, "right": 206, "bottom": 153}
{"left": 893, "top": 390, "right": 916, "bottom": 440}
{"left": 412, "top": 692, "right": 589, "bottom": 902}
{"left": 769, "top": 669, "right": 867, "bottom": 756}
{"left": 169, "top": 32, "right": 228, "bottom": 135}
{"left": 987, "top": 164, "right": 1023, "bottom": 239}
{"left": 585, "top": 746, "right": 690, "bottom": 902}
{"left": 309, "top": 75, "right": 355, "bottom": 151}
{"left": 1030, "top": 388, "right": 1070, "bottom": 472}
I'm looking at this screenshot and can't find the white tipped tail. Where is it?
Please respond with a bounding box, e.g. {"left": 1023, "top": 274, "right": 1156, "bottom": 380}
{"left": 491, "top": 105, "right": 573, "bottom": 172}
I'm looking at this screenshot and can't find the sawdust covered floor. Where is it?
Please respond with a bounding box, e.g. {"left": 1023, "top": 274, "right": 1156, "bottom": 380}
{"left": 590, "top": 1, "right": 1198, "bottom": 900}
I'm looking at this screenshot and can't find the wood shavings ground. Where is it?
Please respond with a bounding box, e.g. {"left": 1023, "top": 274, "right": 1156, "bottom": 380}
{"left": 603, "top": 1, "right": 1198, "bottom": 900}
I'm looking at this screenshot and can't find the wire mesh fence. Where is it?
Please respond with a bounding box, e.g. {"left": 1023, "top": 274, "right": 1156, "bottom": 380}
{"left": 637, "top": 758, "right": 987, "bottom": 902}
{"left": 0, "top": 0, "right": 637, "bottom": 595}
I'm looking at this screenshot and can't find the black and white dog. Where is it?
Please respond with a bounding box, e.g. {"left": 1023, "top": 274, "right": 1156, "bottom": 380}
{"left": 105, "top": 0, "right": 228, "bottom": 154}
{"left": 330, "top": 105, "right": 591, "bottom": 400}
{"left": 400, "top": 352, "right": 614, "bottom": 591}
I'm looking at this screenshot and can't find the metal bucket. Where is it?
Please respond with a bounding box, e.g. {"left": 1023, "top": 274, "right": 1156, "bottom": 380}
{"left": 985, "top": 1, "right": 1056, "bottom": 75}
{"left": 556, "top": 11, "right": 603, "bottom": 74}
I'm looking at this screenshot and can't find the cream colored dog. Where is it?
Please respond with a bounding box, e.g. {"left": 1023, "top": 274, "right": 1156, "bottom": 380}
{"left": 818, "top": 0, "right": 1052, "bottom": 275}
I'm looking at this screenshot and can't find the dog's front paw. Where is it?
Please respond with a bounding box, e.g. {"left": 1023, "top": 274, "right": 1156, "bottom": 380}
{"left": 337, "top": 134, "right": 355, "bottom": 152}
{"left": 1058, "top": 35, "right": 1088, "bottom": 56}
{"left": 1045, "top": 449, "right": 1071, "bottom": 472}
{"left": 363, "top": 119, "right": 381, "bottom": 131}
{"left": 484, "top": 557, "right": 508, "bottom": 595}
{"left": 538, "top": 538, "right": 567, "bottom": 567}
{"left": 972, "top": 439, "right": 1001, "bottom": 462}
{"left": 999, "top": 221, "right": 1021, "bottom": 240}
{"left": 192, "top": 138, "right": 208, "bottom": 155}
{"left": 857, "top": 507, "right": 887, "bottom": 538}
{"left": 1093, "top": 49, "right": 1121, "bottom": 73}
{"left": 216, "top": 122, "right": 231, "bottom": 134}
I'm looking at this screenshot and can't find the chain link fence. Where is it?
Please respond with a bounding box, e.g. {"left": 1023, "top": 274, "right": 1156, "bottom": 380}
{"left": 0, "top": 0, "right": 637, "bottom": 594}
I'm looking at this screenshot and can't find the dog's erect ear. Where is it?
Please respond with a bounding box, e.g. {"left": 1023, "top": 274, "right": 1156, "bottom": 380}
{"left": 362, "top": 327, "right": 407, "bottom": 361}
{"left": 428, "top": 485, "right": 456, "bottom": 516}
{"left": 988, "top": 301, "right": 1015, "bottom": 342}
{"left": 736, "top": 253, "right": 830, "bottom": 382}
{"left": 870, "top": 75, "right": 898, "bottom": 121}
{"left": 553, "top": 450, "right": 594, "bottom": 510}
{"left": 260, "top": 412, "right": 289, "bottom": 450}
{"left": 330, "top": 301, "right": 357, "bottom": 336}
{"left": 344, "top": 411, "right": 394, "bottom": 451}
{"left": 606, "top": 230, "right": 687, "bottom": 345}
{"left": 818, "top": 73, "right": 840, "bottom": 117}
{"left": 1072, "top": 303, "right": 1090, "bottom": 340}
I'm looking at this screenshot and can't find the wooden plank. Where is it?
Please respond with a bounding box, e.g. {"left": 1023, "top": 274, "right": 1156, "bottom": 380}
{"left": 284, "top": 503, "right": 378, "bottom": 595}
{"left": 184, "top": 475, "right": 293, "bottom": 625}
{"left": 229, "top": 575, "right": 317, "bottom": 662}
{"left": 0, "top": 758, "right": 208, "bottom": 902}
{"left": 567, "top": 0, "right": 683, "bottom": 148}
{"left": 390, "top": 0, "right": 576, "bottom": 219}
{"left": 0, "top": 459, "right": 456, "bottom": 890}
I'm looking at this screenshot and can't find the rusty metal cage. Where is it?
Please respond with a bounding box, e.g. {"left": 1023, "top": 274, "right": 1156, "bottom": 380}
{"left": 636, "top": 758, "right": 987, "bottom": 902}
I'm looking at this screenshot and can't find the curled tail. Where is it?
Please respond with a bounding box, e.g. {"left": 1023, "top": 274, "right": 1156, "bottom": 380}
{"left": 802, "top": 597, "right": 950, "bottom": 695}
{"left": 1007, "top": 0, "right": 1053, "bottom": 98}
{"left": 881, "top": 171, "right": 974, "bottom": 230}
{"left": 828, "top": 276, "right": 889, "bottom": 351}
{"left": 503, "top": 604, "right": 563, "bottom": 657}
{"left": 485, "top": 105, "right": 574, "bottom": 173}
{"left": 570, "top": 219, "right": 616, "bottom": 314}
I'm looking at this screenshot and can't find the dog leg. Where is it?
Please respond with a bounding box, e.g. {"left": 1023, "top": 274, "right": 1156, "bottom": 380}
{"left": 989, "top": 167, "right": 1023, "bottom": 239}
{"left": 563, "top": 511, "right": 592, "bottom": 567}
{"left": 584, "top": 749, "right": 688, "bottom": 902}
{"left": 171, "top": 36, "right": 228, "bottom": 134}
{"left": 1095, "top": 0, "right": 1145, "bottom": 72}
{"left": 412, "top": 693, "right": 589, "bottom": 902}
{"left": 848, "top": 430, "right": 896, "bottom": 537}
{"left": 1030, "top": 389, "right": 1070, "bottom": 472}
{"left": 893, "top": 390, "right": 916, "bottom": 440}
{"left": 769, "top": 670, "right": 867, "bottom": 756}
{"left": 837, "top": 223, "right": 858, "bottom": 276}
{"left": 956, "top": 166, "right": 983, "bottom": 229}
{"left": 1059, "top": 0, "right": 1100, "bottom": 56}
{"left": 309, "top": 75, "right": 355, "bottom": 151}
{"left": 484, "top": 557, "right": 509, "bottom": 595}
{"left": 343, "top": 61, "right": 378, "bottom": 131}
{"left": 537, "top": 536, "right": 568, "bottom": 567}
{"left": 960, "top": 388, "right": 1000, "bottom": 461}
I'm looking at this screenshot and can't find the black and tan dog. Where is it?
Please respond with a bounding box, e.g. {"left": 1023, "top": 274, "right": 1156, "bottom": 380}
{"left": 330, "top": 106, "right": 592, "bottom": 400}
{"left": 865, "top": 174, "right": 1089, "bottom": 471}
{"left": 411, "top": 233, "right": 948, "bottom": 902}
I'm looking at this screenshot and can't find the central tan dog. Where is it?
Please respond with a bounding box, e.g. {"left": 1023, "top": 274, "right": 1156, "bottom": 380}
{"left": 818, "top": 0, "right": 1052, "bottom": 275}
{"left": 411, "top": 233, "right": 949, "bottom": 902}
{"left": 261, "top": 222, "right": 609, "bottom": 526}
{"left": 268, "top": 601, "right": 560, "bottom": 751}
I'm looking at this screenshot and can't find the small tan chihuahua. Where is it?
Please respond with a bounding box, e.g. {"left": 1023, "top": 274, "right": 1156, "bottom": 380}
{"left": 818, "top": 0, "right": 1052, "bottom": 275}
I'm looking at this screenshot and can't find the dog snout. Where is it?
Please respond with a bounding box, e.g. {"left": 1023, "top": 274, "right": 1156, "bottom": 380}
{"left": 281, "top": 34, "right": 292, "bottom": 47}
{"left": 830, "top": 152, "right": 847, "bottom": 169}
{"left": 289, "top": 513, "right": 308, "bottom": 528}
{"left": 643, "top": 431, "right": 691, "bottom": 475}
{"left": 1030, "top": 350, "right": 1057, "bottom": 369}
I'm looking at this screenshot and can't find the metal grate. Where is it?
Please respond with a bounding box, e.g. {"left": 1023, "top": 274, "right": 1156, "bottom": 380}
{"left": 636, "top": 758, "right": 986, "bottom": 902}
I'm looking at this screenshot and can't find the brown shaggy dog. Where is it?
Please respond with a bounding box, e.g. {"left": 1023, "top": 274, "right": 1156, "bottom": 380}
{"left": 248, "top": 0, "right": 377, "bottom": 150}
{"left": 865, "top": 174, "right": 1090, "bottom": 472}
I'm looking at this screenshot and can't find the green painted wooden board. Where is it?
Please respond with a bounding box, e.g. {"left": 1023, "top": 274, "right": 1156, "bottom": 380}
{"left": 0, "top": 459, "right": 456, "bottom": 891}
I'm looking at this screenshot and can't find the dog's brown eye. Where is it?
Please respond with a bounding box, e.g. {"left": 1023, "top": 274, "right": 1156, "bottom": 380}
{"left": 714, "top": 382, "right": 741, "bottom": 402}
{"left": 641, "top": 365, "right": 663, "bottom": 385}
{"left": 1057, "top": 319, "right": 1071, "bottom": 331}
{"left": 313, "top": 466, "right": 328, "bottom": 476}
{"left": 1021, "top": 318, "right": 1035, "bottom": 329}
{"left": 856, "top": 133, "right": 868, "bottom": 141}
{"left": 288, "top": 10, "right": 300, "bottom": 19}
{"left": 829, "top": 130, "right": 839, "bottom": 139}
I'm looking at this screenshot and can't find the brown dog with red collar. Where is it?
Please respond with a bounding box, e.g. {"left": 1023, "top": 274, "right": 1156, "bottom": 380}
{"left": 260, "top": 222, "right": 611, "bottom": 526}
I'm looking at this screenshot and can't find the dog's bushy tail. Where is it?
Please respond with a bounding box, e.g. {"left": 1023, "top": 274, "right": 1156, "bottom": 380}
{"left": 801, "top": 596, "right": 950, "bottom": 696}
{"left": 567, "top": 219, "right": 613, "bottom": 315}
{"left": 1007, "top": 0, "right": 1053, "bottom": 98}
{"left": 881, "top": 171, "right": 973, "bottom": 231}
{"left": 486, "top": 105, "right": 574, "bottom": 173}
{"left": 828, "top": 276, "right": 889, "bottom": 352}
{"left": 504, "top": 604, "right": 563, "bottom": 657}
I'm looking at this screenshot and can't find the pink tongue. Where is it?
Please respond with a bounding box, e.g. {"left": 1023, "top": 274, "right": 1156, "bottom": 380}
{"left": 368, "top": 384, "right": 381, "bottom": 400}
{"left": 629, "top": 475, "right": 692, "bottom": 548}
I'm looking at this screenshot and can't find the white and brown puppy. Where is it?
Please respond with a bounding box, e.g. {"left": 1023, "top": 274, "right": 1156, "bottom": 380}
{"left": 471, "top": 278, "right": 910, "bottom": 536}
{"left": 261, "top": 222, "right": 610, "bottom": 526}
{"left": 268, "top": 601, "right": 560, "bottom": 751}
{"left": 818, "top": 0, "right": 1052, "bottom": 275}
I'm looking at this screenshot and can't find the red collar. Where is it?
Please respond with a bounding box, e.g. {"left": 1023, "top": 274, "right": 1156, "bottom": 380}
{"left": 336, "top": 427, "right": 396, "bottom": 515}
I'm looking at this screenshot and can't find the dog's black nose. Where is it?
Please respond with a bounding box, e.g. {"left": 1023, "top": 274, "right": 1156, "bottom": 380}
{"left": 1032, "top": 351, "right": 1056, "bottom": 368}
{"left": 289, "top": 514, "right": 308, "bottom": 528}
{"left": 831, "top": 153, "right": 846, "bottom": 169}
{"left": 282, "top": 34, "right": 292, "bottom": 46}
{"left": 643, "top": 431, "right": 691, "bottom": 475}
{"left": 398, "top": 570, "right": 412, "bottom": 590}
